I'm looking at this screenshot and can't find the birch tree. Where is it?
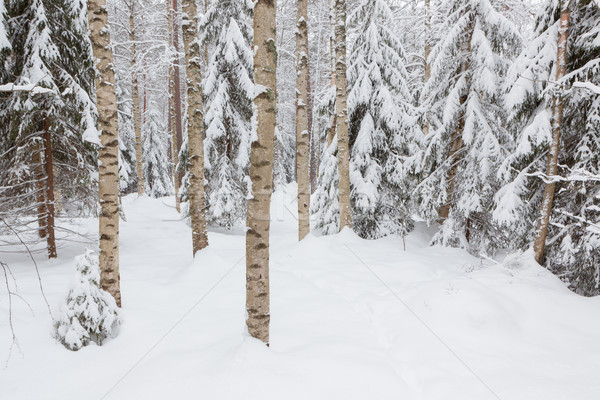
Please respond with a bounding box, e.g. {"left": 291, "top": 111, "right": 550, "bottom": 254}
{"left": 182, "top": 0, "right": 208, "bottom": 254}
{"left": 296, "top": 0, "right": 310, "bottom": 240}
{"left": 246, "top": 0, "right": 277, "bottom": 345}
{"left": 88, "top": 0, "right": 122, "bottom": 306}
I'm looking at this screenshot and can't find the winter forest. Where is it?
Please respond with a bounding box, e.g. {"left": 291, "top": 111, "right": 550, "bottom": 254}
{"left": 1, "top": 0, "right": 599, "bottom": 398}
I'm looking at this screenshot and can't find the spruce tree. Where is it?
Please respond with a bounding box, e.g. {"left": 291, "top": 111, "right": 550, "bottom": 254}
{"left": 414, "top": 0, "right": 521, "bottom": 254}
{"left": 347, "top": 0, "right": 421, "bottom": 239}
{"left": 200, "top": 0, "right": 253, "bottom": 228}
{"left": 498, "top": 0, "right": 600, "bottom": 295}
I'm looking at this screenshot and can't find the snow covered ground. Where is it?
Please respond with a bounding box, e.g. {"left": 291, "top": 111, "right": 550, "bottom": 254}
{"left": 1, "top": 185, "right": 599, "bottom": 400}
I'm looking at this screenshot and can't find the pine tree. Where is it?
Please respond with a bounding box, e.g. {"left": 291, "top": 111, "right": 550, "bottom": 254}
{"left": 200, "top": 0, "right": 253, "bottom": 228}
{"left": 498, "top": 0, "right": 600, "bottom": 295}
{"left": 347, "top": 0, "right": 421, "bottom": 239}
{"left": 414, "top": 0, "right": 521, "bottom": 255}
{"left": 246, "top": 0, "right": 277, "bottom": 345}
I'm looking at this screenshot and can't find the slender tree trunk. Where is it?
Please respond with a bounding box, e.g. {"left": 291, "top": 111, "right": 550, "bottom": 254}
{"left": 327, "top": 0, "right": 336, "bottom": 147}
{"left": 296, "top": 0, "right": 310, "bottom": 240}
{"left": 129, "top": 2, "right": 144, "bottom": 196}
{"left": 306, "top": 34, "right": 317, "bottom": 193}
{"left": 34, "top": 140, "right": 47, "bottom": 239}
{"left": 172, "top": 0, "right": 184, "bottom": 202}
{"left": 167, "top": 0, "right": 180, "bottom": 212}
{"left": 42, "top": 119, "right": 57, "bottom": 258}
{"left": 246, "top": 0, "right": 277, "bottom": 345}
{"left": 334, "top": 0, "right": 351, "bottom": 231}
{"left": 423, "top": 0, "right": 431, "bottom": 136}
{"left": 88, "top": 0, "right": 121, "bottom": 307}
{"left": 533, "top": 3, "right": 571, "bottom": 264}
{"left": 438, "top": 32, "right": 471, "bottom": 221}
{"left": 182, "top": 0, "right": 208, "bottom": 255}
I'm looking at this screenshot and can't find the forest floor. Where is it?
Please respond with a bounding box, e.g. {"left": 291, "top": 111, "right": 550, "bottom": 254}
{"left": 1, "top": 184, "right": 599, "bottom": 400}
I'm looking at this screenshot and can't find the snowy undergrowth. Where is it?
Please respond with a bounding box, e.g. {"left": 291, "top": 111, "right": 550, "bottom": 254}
{"left": 1, "top": 185, "right": 599, "bottom": 400}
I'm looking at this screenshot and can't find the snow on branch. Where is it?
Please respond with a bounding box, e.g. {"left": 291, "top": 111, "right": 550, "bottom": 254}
{"left": 0, "top": 83, "right": 56, "bottom": 95}
{"left": 525, "top": 168, "right": 600, "bottom": 184}
{"left": 573, "top": 81, "right": 600, "bottom": 95}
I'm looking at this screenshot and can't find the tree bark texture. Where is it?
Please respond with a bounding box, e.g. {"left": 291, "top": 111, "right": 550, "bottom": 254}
{"left": 334, "top": 0, "right": 351, "bottom": 231}
{"left": 43, "top": 119, "right": 57, "bottom": 258}
{"left": 246, "top": 0, "right": 277, "bottom": 345}
{"left": 167, "top": 0, "right": 180, "bottom": 212}
{"left": 533, "top": 3, "right": 570, "bottom": 264}
{"left": 129, "top": 2, "right": 144, "bottom": 196}
{"left": 87, "top": 0, "right": 121, "bottom": 307}
{"left": 296, "top": 0, "right": 310, "bottom": 241}
{"left": 172, "top": 0, "right": 184, "bottom": 206}
{"left": 182, "top": 0, "right": 208, "bottom": 255}
{"left": 438, "top": 30, "right": 471, "bottom": 221}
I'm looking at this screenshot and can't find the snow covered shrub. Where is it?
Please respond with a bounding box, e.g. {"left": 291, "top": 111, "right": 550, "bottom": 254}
{"left": 54, "top": 249, "right": 120, "bottom": 351}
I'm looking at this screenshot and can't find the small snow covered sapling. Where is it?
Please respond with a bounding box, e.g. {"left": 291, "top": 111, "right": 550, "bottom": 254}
{"left": 54, "top": 249, "right": 120, "bottom": 351}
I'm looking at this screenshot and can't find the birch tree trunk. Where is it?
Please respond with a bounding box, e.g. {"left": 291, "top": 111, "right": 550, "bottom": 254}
{"left": 88, "top": 0, "right": 121, "bottom": 306}
{"left": 296, "top": 0, "right": 310, "bottom": 240}
{"left": 129, "top": 2, "right": 144, "bottom": 196}
{"left": 43, "top": 119, "right": 57, "bottom": 258}
{"left": 182, "top": 0, "right": 208, "bottom": 254}
{"left": 533, "top": 3, "right": 571, "bottom": 264}
{"left": 246, "top": 0, "right": 277, "bottom": 344}
{"left": 334, "top": 0, "right": 351, "bottom": 231}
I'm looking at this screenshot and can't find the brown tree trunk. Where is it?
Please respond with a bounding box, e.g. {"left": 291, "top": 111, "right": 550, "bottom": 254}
{"left": 334, "top": 0, "right": 351, "bottom": 231}
{"left": 182, "top": 0, "right": 208, "bottom": 255}
{"left": 246, "top": 0, "right": 277, "bottom": 345}
{"left": 88, "top": 0, "right": 122, "bottom": 306}
{"left": 43, "top": 119, "right": 57, "bottom": 258}
{"left": 327, "top": 0, "right": 336, "bottom": 147}
{"left": 306, "top": 34, "right": 317, "bottom": 193}
{"left": 438, "top": 32, "right": 471, "bottom": 221}
{"left": 167, "top": 0, "right": 180, "bottom": 212}
{"left": 423, "top": 0, "right": 431, "bottom": 136}
{"left": 172, "top": 0, "right": 184, "bottom": 204}
{"left": 533, "top": 3, "right": 571, "bottom": 264}
{"left": 129, "top": 2, "right": 144, "bottom": 196}
{"left": 296, "top": 0, "right": 310, "bottom": 241}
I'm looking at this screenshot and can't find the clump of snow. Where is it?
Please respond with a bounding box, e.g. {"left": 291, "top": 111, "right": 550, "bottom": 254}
{"left": 54, "top": 249, "right": 120, "bottom": 351}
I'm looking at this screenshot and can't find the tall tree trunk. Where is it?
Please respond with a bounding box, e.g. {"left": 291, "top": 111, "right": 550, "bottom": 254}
{"left": 43, "top": 119, "right": 57, "bottom": 258}
{"left": 167, "top": 1, "right": 180, "bottom": 212}
{"left": 88, "top": 0, "right": 121, "bottom": 307}
{"left": 326, "top": 0, "right": 336, "bottom": 147}
{"left": 182, "top": 0, "right": 208, "bottom": 255}
{"left": 129, "top": 2, "right": 144, "bottom": 196}
{"left": 296, "top": 0, "right": 310, "bottom": 241}
{"left": 306, "top": 34, "right": 317, "bottom": 193}
{"left": 533, "top": 3, "right": 571, "bottom": 264}
{"left": 246, "top": 0, "right": 277, "bottom": 345}
{"left": 438, "top": 32, "right": 471, "bottom": 221}
{"left": 334, "top": 0, "right": 351, "bottom": 231}
{"left": 172, "top": 0, "right": 184, "bottom": 204}
{"left": 423, "top": 0, "right": 431, "bottom": 136}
